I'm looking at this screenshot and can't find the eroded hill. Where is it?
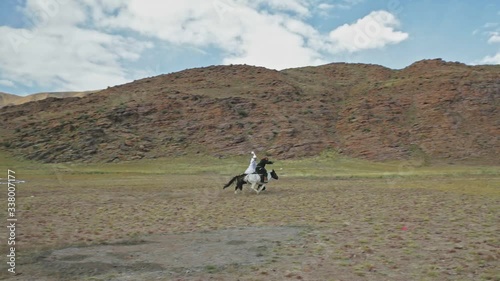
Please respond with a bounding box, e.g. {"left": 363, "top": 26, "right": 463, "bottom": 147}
{"left": 0, "top": 59, "right": 498, "bottom": 164}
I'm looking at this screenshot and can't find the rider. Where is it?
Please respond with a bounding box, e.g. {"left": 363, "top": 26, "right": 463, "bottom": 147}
{"left": 255, "top": 156, "right": 273, "bottom": 183}
{"left": 244, "top": 151, "right": 258, "bottom": 174}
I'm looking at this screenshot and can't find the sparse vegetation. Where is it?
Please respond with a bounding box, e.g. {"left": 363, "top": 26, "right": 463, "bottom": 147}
{"left": 237, "top": 109, "right": 248, "bottom": 117}
{"left": 78, "top": 113, "right": 90, "bottom": 120}
{"left": 1, "top": 141, "right": 11, "bottom": 148}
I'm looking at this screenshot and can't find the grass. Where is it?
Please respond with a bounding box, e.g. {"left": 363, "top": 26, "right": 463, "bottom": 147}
{"left": 1, "top": 149, "right": 497, "bottom": 178}
{"left": 0, "top": 149, "right": 498, "bottom": 280}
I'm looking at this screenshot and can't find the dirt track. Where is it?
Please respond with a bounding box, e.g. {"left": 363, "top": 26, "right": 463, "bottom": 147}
{"left": 2, "top": 174, "right": 499, "bottom": 280}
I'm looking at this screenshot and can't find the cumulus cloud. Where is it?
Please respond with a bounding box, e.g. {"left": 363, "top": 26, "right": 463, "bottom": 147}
{"left": 328, "top": 10, "right": 408, "bottom": 53}
{"left": 476, "top": 25, "right": 500, "bottom": 65}
{"left": 479, "top": 53, "right": 500, "bottom": 64}
{"left": 222, "top": 15, "right": 326, "bottom": 69}
{"left": 0, "top": 0, "right": 151, "bottom": 92}
{"left": 94, "top": 0, "right": 326, "bottom": 69}
{"left": 96, "top": 1, "right": 406, "bottom": 69}
{"left": 487, "top": 32, "right": 500, "bottom": 43}
{"left": 0, "top": 0, "right": 409, "bottom": 93}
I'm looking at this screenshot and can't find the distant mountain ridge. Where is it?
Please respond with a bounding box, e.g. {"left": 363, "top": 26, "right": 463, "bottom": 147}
{"left": 0, "top": 91, "right": 98, "bottom": 107}
{"left": 0, "top": 59, "right": 498, "bottom": 164}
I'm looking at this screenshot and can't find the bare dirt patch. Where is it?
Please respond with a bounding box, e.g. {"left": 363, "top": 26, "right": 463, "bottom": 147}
{"left": 32, "top": 226, "right": 302, "bottom": 280}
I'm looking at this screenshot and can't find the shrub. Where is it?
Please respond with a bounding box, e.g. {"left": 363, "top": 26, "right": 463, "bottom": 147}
{"left": 237, "top": 109, "right": 248, "bottom": 118}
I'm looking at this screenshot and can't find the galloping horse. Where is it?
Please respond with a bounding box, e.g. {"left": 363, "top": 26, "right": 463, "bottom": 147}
{"left": 223, "top": 170, "right": 279, "bottom": 194}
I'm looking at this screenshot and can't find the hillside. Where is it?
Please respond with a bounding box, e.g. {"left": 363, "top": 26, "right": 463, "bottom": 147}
{"left": 0, "top": 90, "right": 97, "bottom": 107}
{"left": 0, "top": 59, "right": 498, "bottom": 164}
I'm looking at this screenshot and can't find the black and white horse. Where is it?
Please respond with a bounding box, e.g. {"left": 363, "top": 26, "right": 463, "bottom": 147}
{"left": 223, "top": 170, "right": 279, "bottom": 194}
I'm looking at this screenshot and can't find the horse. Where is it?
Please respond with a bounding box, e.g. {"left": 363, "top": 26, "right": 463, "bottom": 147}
{"left": 223, "top": 169, "right": 279, "bottom": 194}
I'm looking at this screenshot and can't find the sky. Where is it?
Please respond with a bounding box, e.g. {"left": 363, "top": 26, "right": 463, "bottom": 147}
{"left": 0, "top": 0, "right": 498, "bottom": 96}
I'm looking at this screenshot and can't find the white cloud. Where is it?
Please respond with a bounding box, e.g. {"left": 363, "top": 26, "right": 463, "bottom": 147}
{"left": 479, "top": 52, "right": 500, "bottom": 64}
{"left": 476, "top": 27, "right": 500, "bottom": 65}
{"left": 328, "top": 10, "right": 408, "bottom": 53}
{"left": 0, "top": 1, "right": 409, "bottom": 93}
{"left": 0, "top": 79, "right": 15, "bottom": 87}
{"left": 318, "top": 3, "right": 334, "bottom": 9}
{"left": 487, "top": 32, "right": 500, "bottom": 43}
{"left": 320, "top": 0, "right": 365, "bottom": 10}
{"left": 97, "top": 2, "right": 407, "bottom": 69}
{"left": 312, "top": 0, "right": 365, "bottom": 17}
{"left": 483, "top": 22, "right": 498, "bottom": 28}
{"left": 0, "top": 0, "right": 152, "bottom": 92}
{"left": 222, "top": 14, "right": 326, "bottom": 69}
{"left": 96, "top": 0, "right": 325, "bottom": 69}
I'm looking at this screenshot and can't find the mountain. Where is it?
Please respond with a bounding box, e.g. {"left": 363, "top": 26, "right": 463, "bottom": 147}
{"left": 0, "top": 91, "right": 98, "bottom": 107}
{"left": 0, "top": 92, "right": 19, "bottom": 107}
{"left": 0, "top": 59, "right": 498, "bottom": 164}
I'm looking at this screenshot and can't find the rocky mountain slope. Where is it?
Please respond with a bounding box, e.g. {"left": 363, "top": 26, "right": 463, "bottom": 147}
{"left": 0, "top": 59, "right": 498, "bottom": 164}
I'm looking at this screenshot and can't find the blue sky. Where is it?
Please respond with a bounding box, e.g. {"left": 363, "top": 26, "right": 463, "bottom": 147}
{"left": 0, "top": 0, "right": 498, "bottom": 96}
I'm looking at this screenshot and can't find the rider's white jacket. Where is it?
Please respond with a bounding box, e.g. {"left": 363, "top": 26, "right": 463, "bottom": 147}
{"left": 244, "top": 152, "right": 257, "bottom": 174}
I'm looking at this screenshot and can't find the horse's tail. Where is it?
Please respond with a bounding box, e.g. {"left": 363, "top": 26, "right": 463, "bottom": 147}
{"left": 223, "top": 175, "right": 239, "bottom": 189}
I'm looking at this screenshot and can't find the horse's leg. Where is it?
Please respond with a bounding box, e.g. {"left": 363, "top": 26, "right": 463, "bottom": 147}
{"left": 240, "top": 181, "right": 246, "bottom": 192}
{"left": 235, "top": 181, "right": 242, "bottom": 194}
{"left": 250, "top": 182, "right": 260, "bottom": 194}
{"left": 232, "top": 177, "right": 241, "bottom": 194}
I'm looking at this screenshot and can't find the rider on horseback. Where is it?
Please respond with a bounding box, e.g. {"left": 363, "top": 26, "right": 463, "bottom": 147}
{"left": 223, "top": 152, "right": 277, "bottom": 193}
{"left": 255, "top": 156, "right": 273, "bottom": 183}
